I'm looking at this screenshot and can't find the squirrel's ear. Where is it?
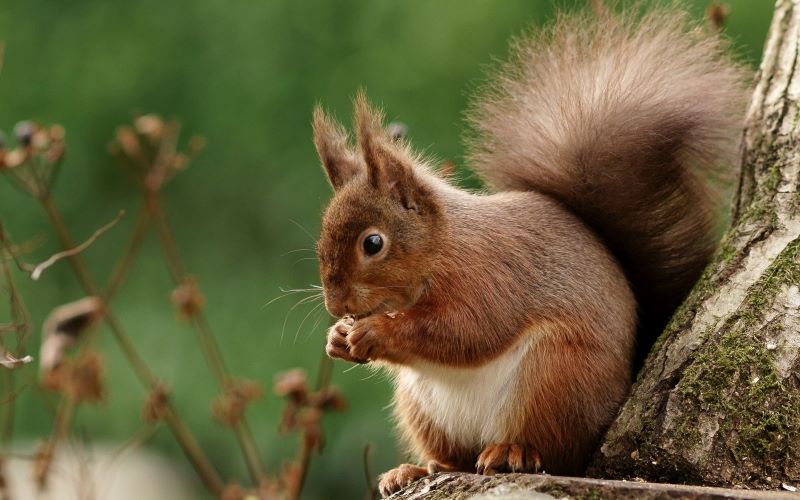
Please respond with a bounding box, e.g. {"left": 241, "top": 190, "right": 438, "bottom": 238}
{"left": 354, "top": 92, "right": 420, "bottom": 211}
{"left": 313, "top": 106, "right": 362, "bottom": 190}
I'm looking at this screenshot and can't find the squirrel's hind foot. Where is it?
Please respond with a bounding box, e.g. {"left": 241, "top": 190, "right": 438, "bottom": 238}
{"left": 476, "top": 443, "right": 542, "bottom": 475}
{"left": 377, "top": 464, "right": 428, "bottom": 498}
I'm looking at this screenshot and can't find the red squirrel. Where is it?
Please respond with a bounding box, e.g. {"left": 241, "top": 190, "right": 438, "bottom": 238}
{"left": 312, "top": 5, "right": 748, "bottom": 497}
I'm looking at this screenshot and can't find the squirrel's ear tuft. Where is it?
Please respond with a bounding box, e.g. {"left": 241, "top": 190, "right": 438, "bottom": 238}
{"left": 354, "top": 91, "right": 420, "bottom": 211}
{"left": 313, "top": 105, "right": 362, "bottom": 191}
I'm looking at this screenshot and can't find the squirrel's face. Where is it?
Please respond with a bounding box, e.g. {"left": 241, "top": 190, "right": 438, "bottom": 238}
{"left": 313, "top": 94, "right": 441, "bottom": 318}
{"left": 318, "top": 180, "right": 438, "bottom": 318}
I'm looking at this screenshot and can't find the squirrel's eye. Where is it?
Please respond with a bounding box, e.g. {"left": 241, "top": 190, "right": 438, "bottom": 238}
{"left": 363, "top": 234, "right": 383, "bottom": 256}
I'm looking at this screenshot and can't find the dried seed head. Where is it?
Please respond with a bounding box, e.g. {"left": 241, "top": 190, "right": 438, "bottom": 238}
{"left": 221, "top": 484, "right": 246, "bottom": 500}
{"left": 313, "top": 387, "right": 347, "bottom": 412}
{"left": 114, "top": 126, "right": 141, "bottom": 158}
{"left": 142, "top": 384, "right": 170, "bottom": 423}
{"left": 386, "top": 121, "right": 408, "bottom": 142}
{"left": 1, "top": 121, "right": 65, "bottom": 195}
{"left": 111, "top": 117, "right": 202, "bottom": 191}
{"left": 32, "top": 129, "right": 50, "bottom": 150}
{"left": 273, "top": 368, "right": 308, "bottom": 403}
{"left": 49, "top": 124, "right": 65, "bottom": 142}
{"left": 171, "top": 153, "right": 189, "bottom": 171}
{"left": 3, "top": 148, "right": 27, "bottom": 169}
{"left": 69, "top": 351, "right": 104, "bottom": 401}
{"left": 45, "top": 142, "right": 65, "bottom": 164}
{"left": 706, "top": 1, "right": 730, "bottom": 32}
{"left": 134, "top": 114, "right": 165, "bottom": 144}
{"left": 41, "top": 351, "right": 105, "bottom": 402}
{"left": 211, "top": 379, "right": 264, "bottom": 426}
{"left": 170, "top": 276, "right": 206, "bottom": 321}
{"left": 40, "top": 297, "right": 105, "bottom": 374}
{"left": 188, "top": 135, "right": 206, "bottom": 156}
{"left": 13, "top": 121, "right": 36, "bottom": 147}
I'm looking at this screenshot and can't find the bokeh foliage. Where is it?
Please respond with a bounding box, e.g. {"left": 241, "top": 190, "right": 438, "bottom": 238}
{"left": 0, "top": 1, "right": 772, "bottom": 498}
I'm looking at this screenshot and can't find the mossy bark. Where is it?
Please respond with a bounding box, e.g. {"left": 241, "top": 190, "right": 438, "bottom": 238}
{"left": 588, "top": 0, "right": 800, "bottom": 488}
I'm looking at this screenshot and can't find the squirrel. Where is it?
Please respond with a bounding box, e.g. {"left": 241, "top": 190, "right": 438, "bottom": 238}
{"left": 312, "top": 4, "right": 748, "bottom": 497}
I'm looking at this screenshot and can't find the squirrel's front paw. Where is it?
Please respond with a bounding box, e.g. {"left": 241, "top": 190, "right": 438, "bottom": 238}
{"left": 347, "top": 316, "right": 391, "bottom": 362}
{"left": 325, "top": 317, "right": 367, "bottom": 364}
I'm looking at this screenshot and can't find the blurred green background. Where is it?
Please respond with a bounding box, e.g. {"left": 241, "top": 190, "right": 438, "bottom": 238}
{"left": 0, "top": 1, "right": 773, "bottom": 498}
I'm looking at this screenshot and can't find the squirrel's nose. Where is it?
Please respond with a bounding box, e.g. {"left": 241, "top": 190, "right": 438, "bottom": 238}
{"left": 324, "top": 288, "right": 348, "bottom": 317}
{"left": 325, "top": 301, "right": 346, "bottom": 318}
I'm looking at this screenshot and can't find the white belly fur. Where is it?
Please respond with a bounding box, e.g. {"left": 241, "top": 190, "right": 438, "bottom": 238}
{"left": 395, "top": 336, "right": 533, "bottom": 450}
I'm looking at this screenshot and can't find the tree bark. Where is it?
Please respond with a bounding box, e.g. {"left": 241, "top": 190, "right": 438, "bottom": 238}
{"left": 589, "top": 0, "right": 800, "bottom": 488}
{"left": 388, "top": 473, "right": 797, "bottom": 499}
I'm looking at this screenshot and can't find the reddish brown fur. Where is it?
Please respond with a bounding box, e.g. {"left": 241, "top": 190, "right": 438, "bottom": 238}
{"left": 312, "top": 5, "right": 748, "bottom": 497}
{"left": 466, "top": 6, "right": 750, "bottom": 351}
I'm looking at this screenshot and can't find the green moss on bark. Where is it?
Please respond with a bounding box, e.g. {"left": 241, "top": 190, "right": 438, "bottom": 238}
{"left": 672, "top": 237, "right": 800, "bottom": 479}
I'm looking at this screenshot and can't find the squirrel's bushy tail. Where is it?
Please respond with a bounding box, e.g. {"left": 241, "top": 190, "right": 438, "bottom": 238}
{"left": 466, "top": 6, "right": 750, "bottom": 352}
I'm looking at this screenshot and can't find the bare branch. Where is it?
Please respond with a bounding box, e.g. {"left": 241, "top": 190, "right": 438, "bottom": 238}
{"left": 30, "top": 210, "right": 124, "bottom": 281}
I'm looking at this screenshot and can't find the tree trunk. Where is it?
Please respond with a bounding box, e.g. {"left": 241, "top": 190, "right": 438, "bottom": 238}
{"left": 589, "top": 0, "right": 800, "bottom": 488}
{"left": 391, "top": 1, "right": 799, "bottom": 497}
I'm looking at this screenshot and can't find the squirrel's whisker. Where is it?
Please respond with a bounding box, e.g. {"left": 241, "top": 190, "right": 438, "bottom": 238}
{"left": 280, "top": 247, "right": 316, "bottom": 257}
{"left": 303, "top": 306, "right": 328, "bottom": 342}
{"left": 280, "top": 294, "right": 324, "bottom": 345}
{"left": 288, "top": 218, "right": 319, "bottom": 245}
{"left": 294, "top": 300, "right": 326, "bottom": 344}
{"left": 261, "top": 288, "right": 323, "bottom": 309}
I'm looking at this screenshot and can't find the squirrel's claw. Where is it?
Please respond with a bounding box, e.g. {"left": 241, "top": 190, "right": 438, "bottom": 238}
{"left": 325, "top": 317, "right": 368, "bottom": 364}
{"left": 476, "top": 443, "right": 542, "bottom": 475}
{"left": 377, "top": 464, "right": 428, "bottom": 498}
{"left": 347, "top": 316, "right": 388, "bottom": 362}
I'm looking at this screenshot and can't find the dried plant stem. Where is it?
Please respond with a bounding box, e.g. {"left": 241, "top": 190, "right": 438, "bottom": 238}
{"left": 38, "top": 197, "right": 96, "bottom": 294}
{"left": 37, "top": 193, "right": 224, "bottom": 495}
{"left": 231, "top": 418, "right": 265, "bottom": 488}
{"left": 0, "top": 229, "right": 29, "bottom": 450}
{"left": 0, "top": 222, "right": 32, "bottom": 343}
{"left": 104, "top": 205, "right": 150, "bottom": 303}
{"left": 0, "top": 370, "right": 13, "bottom": 446}
{"left": 145, "top": 193, "right": 228, "bottom": 381}
{"left": 292, "top": 348, "right": 334, "bottom": 500}
{"left": 1, "top": 224, "right": 30, "bottom": 500}
{"left": 143, "top": 191, "right": 267, "bottom": 484}
{"left": 36, "top": 395, "right": 76, "bottom": 488}
{"left": 314, "top": 349, "right": 334, "bottom": 390}
{"left": 30, "top": 210, "right": 124, "bottom": 281}
{"left": 0, "top": 378, "right": 17, "bottom": 500}
{"left": 0, "top": 330, "right": 16, "bottom": 453}
{"left": 362, "top": 443, "right": 378, "bottom": 500}
{"left": 31, "top": 205, "right": 148, "bottom": 490}
{"left": 0, "top": 368, "right": 15, "bottom": 499}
